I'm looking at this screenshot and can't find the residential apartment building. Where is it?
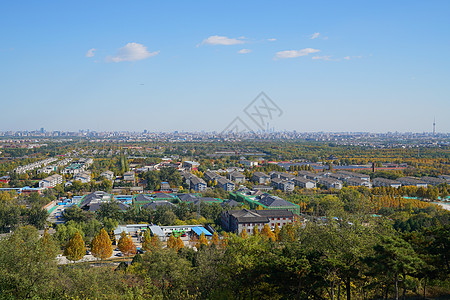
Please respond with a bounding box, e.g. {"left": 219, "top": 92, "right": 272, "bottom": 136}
{"left": 252, "top": 172, "right": 271, "bottom": 185}
{"left": 318, "top": 177, "right": 343, "bottom": 190}
{"left": 183, "top": 161, "right": 200, "bottom": 171}
{"left": 100, "top": 170, "right": 114, "bottom": 181}
{"left": 397, "top": 177, "right": 428, "bottom": 188}
{"left": 344, "top": 177, "right": 372, "bottom": 188}
{"left": 73, "top": 171, "right": 91, "bottom": 183}
{"left": 420, "top": 176, "right": 446, "bottom": 186}
{"left": 228, "top": 171, "right": 246, "bottom": 183}
{"left": 39, "top": 174, "right": 63, "bottom": 188}
{"left": 373, "top": 177, "right": 402, "bottom": 188}
{"left": 293, "top": 176, "right": 316, "bottom": 189}
{"left": 221, "top": 209, "right": 294, "bottom": 234}
{"left": 217, "top": 177, "right": 235, "bottom": 191}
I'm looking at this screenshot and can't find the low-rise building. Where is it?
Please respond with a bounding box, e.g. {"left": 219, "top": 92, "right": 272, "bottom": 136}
{"left": 373, "top": 177, "right": 402, "bottom": 188}
{"left": 336, "top": 171, "right": 370, "bottom": 182}
{"left": 183, "top": 161, "right": 200, "bottom": 171}
{"left": 318, "top": 177, "right": 343, "bottom": 190}
{"left": 189, "top": 175, "right": 207, "bottom": 191}
{"left": 257, "top": 194, "right": 299, "bottom": 214}
{"left": 297, "top": 171, "right": 323, "bottom": 182}
{"left": 79, "top": 191, "right": 125, "bottom": 212}
{"left": 397, "top": 177, "right": 428, "bottom": 188}
{"left": 271, "top": 178, "right": 294, "bottom": 192}
{"left": 160, "top": 181, "right": 172, "bottom": 192}
{"left": 279, "top": 180, "right": 295, "bottom": 192}
{"left": 420, "top": 176, "right": 446, "bottom": 186}
{"left": 39, "top": 174, "right": 63, "bottom": 188}
{"left": 74, "top": 171, "right": 91, "bottom": 183}
{"left": 37, "top": 165, "right": 57, "bottom": 174}
{"left": 345, "top": 177, "right": 372, "bottom": 188}
{"left": 228, "top": 171, "right": 246, "bottom": 183}
{"left": 123, "top": 171, "right": 135, "bottom": 182}
{"left": 240, "top": 160, "right": 258, "bottom": 168}
{"left": 217, "top": 177, "right": 235, "bottom": 191}
{"left": 142, "top": 201, "right": 176, "bottom": 210}
{"left": 293, "top": 177, "right": 316, "bottom": 189}
{"left": 100, "top": 170, "right": 114, "bottom": 181}
{"left": 252, "top": 172, "right": 271, "bottom": 185}
{"left": 438, "top": 175, "right": 450, "bottom": 182}
{"left": 204, "top": 171, "right": 220, "bottom": 183}
{"left": 221, "top": 209, "right": 294, "bottom": 234}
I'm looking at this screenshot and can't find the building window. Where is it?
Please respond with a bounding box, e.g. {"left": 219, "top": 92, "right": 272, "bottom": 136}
{"left": 247, "top": 229, "right": 250, "bottom": 232}
{"left": 277, "top": 223, "right": 280, "bottom": 226}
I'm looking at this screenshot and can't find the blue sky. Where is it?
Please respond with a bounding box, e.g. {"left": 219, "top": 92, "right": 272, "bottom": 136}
{"left": 1, "top": 0, "right": 449, "bottom": 133}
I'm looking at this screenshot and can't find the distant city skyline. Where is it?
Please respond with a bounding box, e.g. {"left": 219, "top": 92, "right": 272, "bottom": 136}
{"left": 1, "top": 1, "right": 449, "bottom": 132}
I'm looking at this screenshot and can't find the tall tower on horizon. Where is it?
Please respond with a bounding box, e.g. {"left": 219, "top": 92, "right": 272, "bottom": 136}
{"left": 433, "top": 117, "right": 436, "bottom": 136}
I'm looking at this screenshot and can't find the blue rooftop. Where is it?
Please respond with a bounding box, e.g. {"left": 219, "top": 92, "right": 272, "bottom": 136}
{"left": 191, "top": 226, "right": 212, "bottom": 237}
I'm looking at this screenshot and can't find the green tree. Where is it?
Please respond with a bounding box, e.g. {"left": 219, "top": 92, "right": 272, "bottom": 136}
{"left": 26, "top": 207, "right": 49, "bottom": 229}
{"left": 366, "top": 235, "right": 424, "bottom": 300}
{"left": 0, "top": 226, "right": 58, "bottom": 299}
{"left": 142, "top": 229, "right": 152, "bottom": 251}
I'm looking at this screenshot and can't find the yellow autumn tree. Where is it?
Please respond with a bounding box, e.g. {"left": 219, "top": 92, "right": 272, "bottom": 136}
{"left": 64, "top": 231, "right": 86, "bottom": 262}
{"left": 151, "top": 234, "right": 162, "bottom": 250}
{"left": 252, "top": 226, "right": 259, "bottom": 236}
{"left": 91, "top": 228, "right": 113, "bottom": 260}
{"left": 220, "top": 232, "right": 229, "bottom": 249}
{"left": 196, "top": 232, "right": 208, "bottom": 249}
{"left": 117, "top": 231, "right": 137, "bottom": 256}
{"left": 273, "top": 223, "right": 281, "bottom": 241}
{"left": 240, "top": 229, "right": 248, "bottom": 239}
{"left": 176, "top": 237, "right": 184, "bottom": 250}
{"left": 167, "top": 234, "right": 176, "bottom": 249}
{"left": 210, "top": 231, "right": 219, "bottom": 247}
{"left": 261, "top": 224, "right": 276, "bottom": 241}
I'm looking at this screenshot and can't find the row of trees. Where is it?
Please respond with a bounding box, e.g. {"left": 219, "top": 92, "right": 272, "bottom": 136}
{"left": 64, "top": 229, "right": 137, "bottom": 261}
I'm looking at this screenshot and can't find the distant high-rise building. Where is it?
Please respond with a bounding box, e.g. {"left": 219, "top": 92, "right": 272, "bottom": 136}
{"left": 433, "top": 118, "right": 436, "bottom": 136}
{"left": 40, "top": 127, "right": 44, "bottom": 133}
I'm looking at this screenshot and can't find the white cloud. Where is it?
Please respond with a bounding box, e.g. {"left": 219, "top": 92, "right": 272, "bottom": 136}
{"left": 311, "top": 32, "right": 320, "bottom": 39}
{"left": 106, "top": 43, "right": 159, "bottom": 63}
{"left": 85, "top": 48, "right": 96, "bottom": 57}
{"left": 275, "top": 48, "right": 320, "bottom": 59}
{"left": 200, "top": 35, "right": 245, "bottom": 46}
{"left": 344, "top": 55, "right": 363, "bottom": 60}
{"left": 267, "top": 38, "right": 277, "bottom": 42}
{"left": 238, "top": 49, "right": 252, "bottom": 54}
{"left": 312, "top": 55, "right": 332, "bottom": 61}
